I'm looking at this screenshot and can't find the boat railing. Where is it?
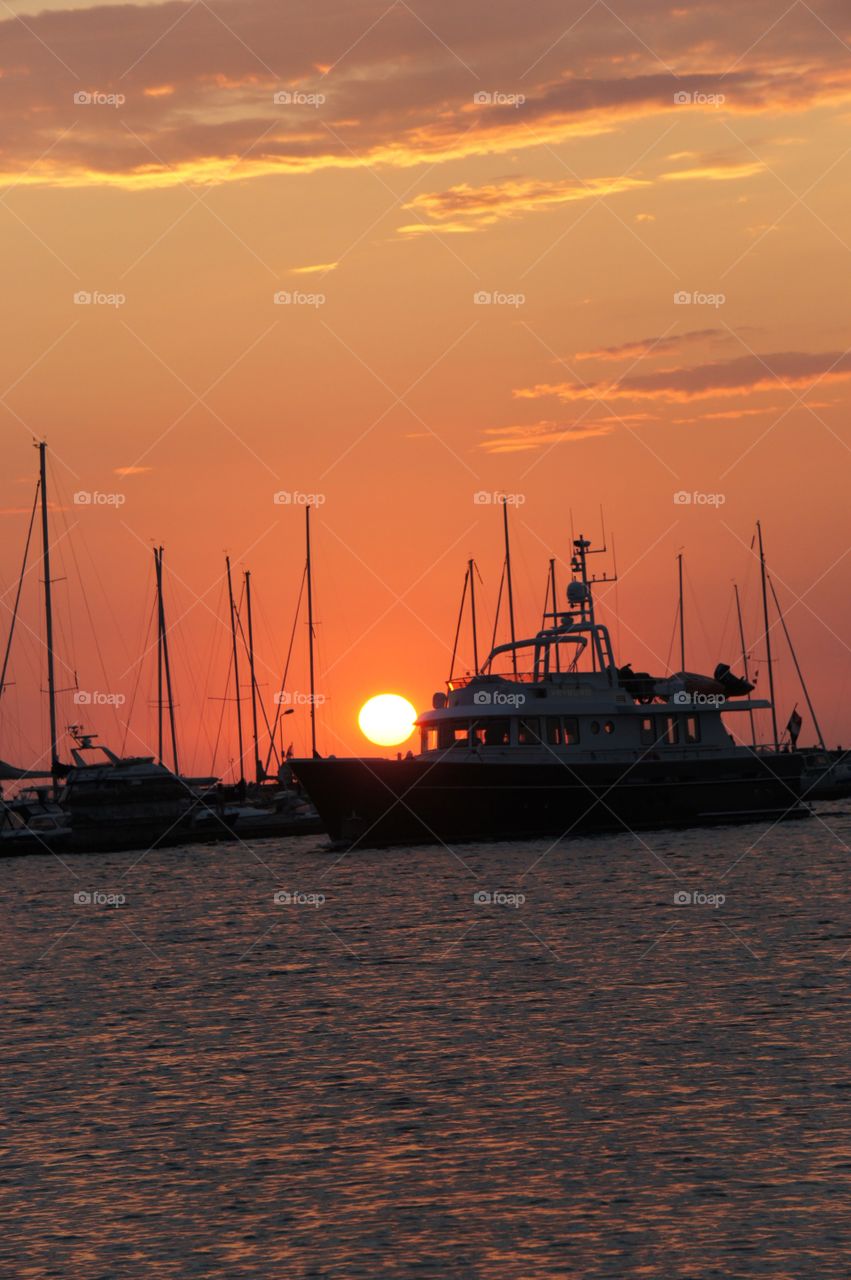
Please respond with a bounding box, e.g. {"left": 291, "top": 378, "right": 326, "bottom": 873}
{"left": 448, "top": 670, "right": 543, "bottom": 690}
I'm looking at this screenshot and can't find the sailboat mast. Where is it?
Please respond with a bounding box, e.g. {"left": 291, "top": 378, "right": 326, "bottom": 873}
{"left": 154, "top": 547, "right": 164, "bottom": 763}
{"left": 305, "top": 504, "right": 318, "bottom": 758}
{"left": 468, "top": 558, "right": 479, "bottom": 674}
{"left": 225, "top": 555, "right": 245, "bottom": 783}
{"left": 244, "top": 570, "right": 262, "bottom": 783}
{"left": 502, "top": 499, "right": 518, "bottom": 678}
{"left": 757, "top": 521, "right": 779, "bottom": 752}
{"left": 549, "top": 557, "right": 560, "bottom": 674}
{"left": 38, "top": 442, "right": 59, "bottom": 774}
{"left": 488, "top": 563, "right": 506, "bottom": 667}
{"left": 157, "top": 547, "right": 179, "bottom": 775}
{"left": 734, "top": 583, "right": 757, "bottom": 748}
{"left": 677, "top": 552, "right": 686, "bottom": 672}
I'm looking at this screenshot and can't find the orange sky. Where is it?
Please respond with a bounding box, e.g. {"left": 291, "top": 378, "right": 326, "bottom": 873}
{"left": 1, "top": 0, "right": 851, "bottom": 775}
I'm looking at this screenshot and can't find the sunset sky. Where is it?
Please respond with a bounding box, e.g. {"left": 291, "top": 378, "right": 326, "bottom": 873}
{"left": 2, "top": 0, "right": 851, "bottom": 775}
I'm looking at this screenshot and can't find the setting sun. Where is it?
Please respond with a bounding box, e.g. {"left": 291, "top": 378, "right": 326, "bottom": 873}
{"left": 358, "top": 694, "right": 418, "bottom": 747}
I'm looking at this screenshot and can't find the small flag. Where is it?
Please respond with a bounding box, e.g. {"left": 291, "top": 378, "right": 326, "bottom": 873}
{"left": 787, "top": 709, "right": 803, "bottom": 747}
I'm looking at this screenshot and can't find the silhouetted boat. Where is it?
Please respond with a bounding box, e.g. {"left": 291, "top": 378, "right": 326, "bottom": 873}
{"left": 799, "top": 748, "right": 851, "bottom": 800}
{"left": 0, "top": 445, "right": 324, "bottom": 855}
{"left": 1, "top": 789, "right": 72, "bottom": 856}
{"left": 56, "top": 730, "right": 204, "bottom": 852}
{"left": 57, "top": 733, "right": 322, "bottom": 852}
{"left": 293, "top": 534, "right": 809, "bottom": 849}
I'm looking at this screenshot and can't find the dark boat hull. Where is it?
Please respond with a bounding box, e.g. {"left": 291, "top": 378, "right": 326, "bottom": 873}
{"left": 63, "top": 807, "right": 323, "bottom": 854}
{"left": 68, "top": 823, "right": 193, "bottom": 854}
{"left": 0, "top": 832, "right": 74, "bottom": 858}
{"left": 292, "top": 753, "right": 809, "bottom": 848}
{"left": 196, "top": 811, "right": 325, "bottom": 842}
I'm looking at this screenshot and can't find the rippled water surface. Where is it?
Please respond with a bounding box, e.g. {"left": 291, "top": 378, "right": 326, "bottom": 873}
{"left": 3, "top": 807, "right": 851, "bottom": 1278}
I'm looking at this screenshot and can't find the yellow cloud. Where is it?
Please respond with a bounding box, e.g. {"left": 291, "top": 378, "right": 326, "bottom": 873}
{"left": 401, "top": 175, "right": 648, "bottom": 234}
{"left": 516, "top": 351, "right": 851, "bottom": 404}
{"left": 480, "top": 420, "right": 615, "bottom": 453}
{"left": 290, "top": 262, "right": 339, "bottom": 275}
{"left": 661, "top": 161, "right": 765, "bottom": 182}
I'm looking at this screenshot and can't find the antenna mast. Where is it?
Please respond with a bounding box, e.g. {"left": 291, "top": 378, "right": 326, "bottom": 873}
{"left": 569, "top": 534, "right": 618, "bottom": 678}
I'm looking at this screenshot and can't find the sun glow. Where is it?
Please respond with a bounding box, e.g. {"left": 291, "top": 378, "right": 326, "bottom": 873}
{"left": 358, "top": 694, "right": 417, "bottom": 747}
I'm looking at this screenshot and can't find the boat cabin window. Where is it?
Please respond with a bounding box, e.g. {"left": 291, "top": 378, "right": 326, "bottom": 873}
{"left": 546, "top": 717, "right": 580, "bottom": 746}
{"left": 662, "top": 716, "right": 680, "bottom": 746}
{"left": 518, "top": 718, "right": 543, "bottom": 746}
{"left": 438, "top": 721, "right": 473, "bottom": 750}
{"left": 481, "top": 719, "right": 511, "bottom": 747}
{"left": 470, "top": 720, "right": 508, "bottom": 748}
{"left": 640, "top": 717, "right": 656, "bottom": 746}
{"left": 603, "top": 721, "right": 615, "bottom": 735}
{"left": 685, "top": 715, "right": 701, "bottom": 744}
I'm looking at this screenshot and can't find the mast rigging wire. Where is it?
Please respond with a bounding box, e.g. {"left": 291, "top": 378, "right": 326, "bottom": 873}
{"left": 264, "top": 565, "right": 307, "bottom": 775}
{"left": 0, "top": 478, "right": 40, "bottom": 705}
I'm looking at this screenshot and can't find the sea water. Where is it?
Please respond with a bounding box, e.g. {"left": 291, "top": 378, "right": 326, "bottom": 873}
{"left": 2, "top": 806, "right": 850, "bottom": 1277}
